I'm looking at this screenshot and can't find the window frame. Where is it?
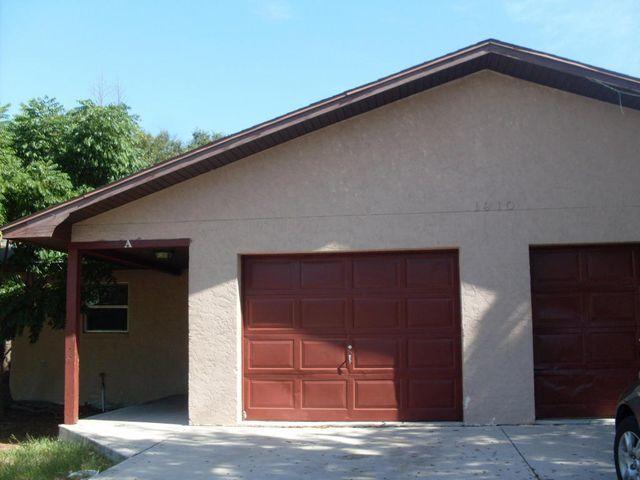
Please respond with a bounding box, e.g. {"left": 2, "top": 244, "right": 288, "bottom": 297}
{"left": 83, "top": 283, "right": 130, "bottom": 334}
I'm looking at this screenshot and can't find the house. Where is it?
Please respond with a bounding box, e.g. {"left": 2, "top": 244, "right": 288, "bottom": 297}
{"left": 3, "top": 39, "right": 640, "bottom": 426}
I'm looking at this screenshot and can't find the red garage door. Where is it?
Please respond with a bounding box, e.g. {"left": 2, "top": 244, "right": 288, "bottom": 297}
{"left": 531, "top": 245, "right": 640, "bottom": 418}
{"left": 242, "top": 251, "right": 462, "bottom": 421}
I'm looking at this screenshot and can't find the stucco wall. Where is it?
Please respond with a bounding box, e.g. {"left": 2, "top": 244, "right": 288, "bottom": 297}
{"left": 70, "top": 71, "right": 640, "bottom": 425}
{"left": 11, "top": 269, "right": 188, "bottom": 407}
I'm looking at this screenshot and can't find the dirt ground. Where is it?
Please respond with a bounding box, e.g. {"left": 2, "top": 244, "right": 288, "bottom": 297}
{"left": 0, "top": 402, "right": 100, "bottom": 450}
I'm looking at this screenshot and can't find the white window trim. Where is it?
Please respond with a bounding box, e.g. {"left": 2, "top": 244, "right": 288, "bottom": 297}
{"left": 83, "top": 283, "right": 129, "bottom": 334}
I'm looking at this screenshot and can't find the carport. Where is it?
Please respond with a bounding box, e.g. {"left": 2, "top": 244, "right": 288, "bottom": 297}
{"left": 62, "top": 239, "right": 190, "bottom": 424}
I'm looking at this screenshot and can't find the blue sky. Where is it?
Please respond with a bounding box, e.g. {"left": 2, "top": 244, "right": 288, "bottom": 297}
{"left": 1, "top": 0, "right": 639, "bottom": 141}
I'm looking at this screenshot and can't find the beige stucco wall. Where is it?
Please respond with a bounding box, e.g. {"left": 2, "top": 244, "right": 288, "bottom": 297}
{"left": 11, "top": 269, "right": 188, "bottom": 407}
{"left": 70, "top": 70, "right": 640, "bottom": 425}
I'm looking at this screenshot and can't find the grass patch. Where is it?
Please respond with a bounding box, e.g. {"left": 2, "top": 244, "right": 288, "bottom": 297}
{"left": 0, "top": 437, "right": 114, "bottom": 480}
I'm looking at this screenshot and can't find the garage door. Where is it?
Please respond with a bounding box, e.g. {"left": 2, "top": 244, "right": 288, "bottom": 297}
{"left": 531, "top": 245, "right": 640, "bottom": 418}
{"left": 242, "top": 251, "right": 462, "bottom": 421}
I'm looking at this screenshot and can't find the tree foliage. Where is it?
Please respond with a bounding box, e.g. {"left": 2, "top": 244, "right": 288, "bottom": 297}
{"left": 188, "top": 128, "right": 223, "bottom": 150}
{"left": 137, "top": 127, "right": 223, "bottom": 165}
{"left": 62, "top": 101, "right": 147, "bottom": 187}
{"left": 0, "top": 105, "right": 17, "bottom": 227}
{"left": 8, "top": 97, "right": 68, "bottom": 166}
{"left": 138, "top": 130, "right": 184, "bottom": 165}
{"left": 0, "top": 97, "right": 224, "bottom": 347}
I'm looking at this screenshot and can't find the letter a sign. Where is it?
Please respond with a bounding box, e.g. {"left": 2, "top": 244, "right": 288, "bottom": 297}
{"left": 124, "top": 240, "right": 132, "bottom": 248}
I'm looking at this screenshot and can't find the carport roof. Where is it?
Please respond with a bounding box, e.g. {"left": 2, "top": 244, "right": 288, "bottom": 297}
{"left": 3, "top": 38, "right": 640, "bottom": 250}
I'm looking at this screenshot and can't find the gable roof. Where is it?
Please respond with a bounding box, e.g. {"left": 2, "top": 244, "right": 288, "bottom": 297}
{"left": 3, "top": 38, "right": 640, "bottom": 249}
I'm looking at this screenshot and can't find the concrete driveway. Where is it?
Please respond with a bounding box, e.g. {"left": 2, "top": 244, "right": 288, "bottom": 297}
{"left": 59, "top": 400, "right": 614, "bottom": 479}
{"left": 87, "top": 423, "right": 613, "bottom": 479}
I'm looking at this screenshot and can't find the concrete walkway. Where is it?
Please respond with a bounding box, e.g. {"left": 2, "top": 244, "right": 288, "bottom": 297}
{"left": 59, "top": 396, "right": 188, "bottom": 460}
{"left": 60, "top": 399, "right": 616, "bottom": 479}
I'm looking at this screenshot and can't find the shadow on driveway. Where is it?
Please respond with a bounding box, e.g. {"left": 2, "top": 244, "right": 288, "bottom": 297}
{"left": 93, "top": 423, "right": 615, "bottom": 480}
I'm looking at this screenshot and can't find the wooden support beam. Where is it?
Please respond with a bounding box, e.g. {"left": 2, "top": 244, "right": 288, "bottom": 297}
{"left": 84, "top": 250, "right": 182, "bottom": 276}
{"left": 70, "top": 238, "right": 190, "bottom": 250}
{"left": 64, "top": 248, "right": 81, "bottom": 425}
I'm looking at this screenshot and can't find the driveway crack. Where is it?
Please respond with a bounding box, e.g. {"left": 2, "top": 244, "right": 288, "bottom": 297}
{"left": 129, "top": 438, "right": 167, "bottom": 458}
{"left": 499, "top": 426, "right": 541, "bottom": 480}
{"left": 126, "top": 430, "right": 185, "bottom": 460}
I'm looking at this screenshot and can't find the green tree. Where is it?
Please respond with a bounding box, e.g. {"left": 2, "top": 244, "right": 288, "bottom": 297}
{"left": 0, "top": 98, "right": 151, "bottom": 414}
{"left": 8, "top": 97, "right": 68, "bottom": 166}
{"left": 0, "top": 104, "right": 18, "bottom": 412}
{"left": 0, "top": 96, "right": 224, "bottom": 414}
{"left": 0, "top": 105, "right": 17, "bottom": 226}
{"left": 138, "top": 128, "right": 224, "bottom": 165}
{"left": 62, "top": 100, "right": 147, "bottom": 188}
{"left": 187, "top": 128, "right": 223, "bottom": 150}
{"left": 137, "top": 130, "right": 184, "bottom": 165}
{"left": 1, "top": 97, "right": 155, "bottom": 346}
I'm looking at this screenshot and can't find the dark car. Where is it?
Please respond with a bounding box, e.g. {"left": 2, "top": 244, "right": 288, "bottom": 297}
{"left": 616, "top": 380, "right": 640, "bottom": 479}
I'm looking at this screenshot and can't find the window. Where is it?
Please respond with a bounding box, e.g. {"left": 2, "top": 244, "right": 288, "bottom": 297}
{"left": 84, "top": 284, "right": 129, "bottom": 333}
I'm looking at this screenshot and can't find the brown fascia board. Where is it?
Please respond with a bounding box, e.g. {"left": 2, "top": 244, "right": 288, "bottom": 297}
{"left": 2, "top": 39, "right": 640, "bottom": 246}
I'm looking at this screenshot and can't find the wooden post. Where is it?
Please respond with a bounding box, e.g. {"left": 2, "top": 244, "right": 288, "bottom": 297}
{"left": 64, "top": 248, "right": 81, "bottom": 425}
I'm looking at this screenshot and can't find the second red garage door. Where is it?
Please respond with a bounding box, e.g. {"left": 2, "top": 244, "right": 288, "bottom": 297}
{"left": 242, "top": 251, "right": 462, "bottom": 421}
{"left": 531, "top": 245, "right": 640, "bottom": 418}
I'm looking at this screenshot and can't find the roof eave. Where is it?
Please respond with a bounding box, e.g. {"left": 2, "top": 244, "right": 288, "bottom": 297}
{"left": 2, "top": 39, "right": 640, "bottom": 247}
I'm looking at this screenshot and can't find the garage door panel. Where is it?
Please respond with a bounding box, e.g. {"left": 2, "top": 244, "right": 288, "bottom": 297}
{"left": 301, "top": 339, "right": 347, "bottom": 370}
{"left": 301, "top": 259, "right": 347, "bottom": 290}
{"left": 531, "top": 250, "right": 580, "bottom": 285}
{"left": 533, "top": 333, "right": 583, "bottom": 365}
{"left": 408, "top": 339, "right": 455, "bottom": 368}
{"left": 246, "top": 298, "right": 295, "bottom": 329}
{"left": 353, "top": 298, "right": 401, "bottom": 329}
{"left": 245, "top": 259, "right": 298, "bottom": 291}
{"left": 353, "top": 257, "right": 400, "bottom": 289}
{"left": 353, "top": 380, "right": 401, "bottom": 409}
{"left": 586, "top": 331, "right": 636, "bottom": 363}
{"left": 407, "top": 298, "right": 454, "bottom": 328}
{"left": 532, "top": 293, "right": 582, "bottom": 325}
{"left": 301, "top": 380, "right": 348, "bottom": 409}
{"left": 247, "top": 339, "right": 295, "bottom": 370}
{"left": 536, "top": 370, "right": 636, "bottom": 418}
{"left": 300, "top": 298, "right": 347, "bottom": 328}
{"left": 408, "top": 379, "right": 456, "bottom": 409}
{"left": 406, "top": 256, "right": 454, "bottom": 288}
{"left": 591, "top": 370, "right": 637, "bottom": 406}
{"left": 247, "top": 379, "right": 295, "bottom": 409}
{"left": 585, "top": 248, "right": 634, "bottom": 283}
{"left": 352, "top": 338, "right": 400, "bottom": 370}
{"left": 588, "top": 292, "right": 636, "bottom": 324}
{"left": 531, "top": 245, "right": 640, "bottom": 419}
{"left": 243, "top": 251, "right": 461, "bottom": 421}
{"left": 535, "top": 373, "right": 593, "bottom": 408}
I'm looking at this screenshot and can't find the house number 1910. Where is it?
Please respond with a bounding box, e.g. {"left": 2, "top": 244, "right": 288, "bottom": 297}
{"left": 474, "top": 201, "right": 516, "bottom": 212}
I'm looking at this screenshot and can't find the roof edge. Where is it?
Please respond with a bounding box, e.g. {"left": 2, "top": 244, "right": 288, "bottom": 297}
{"left": 0, "top": 39, "right": 497, "bottom": 237}
{"left": 3, "top": 39, "right": 640, "bottom": 242}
